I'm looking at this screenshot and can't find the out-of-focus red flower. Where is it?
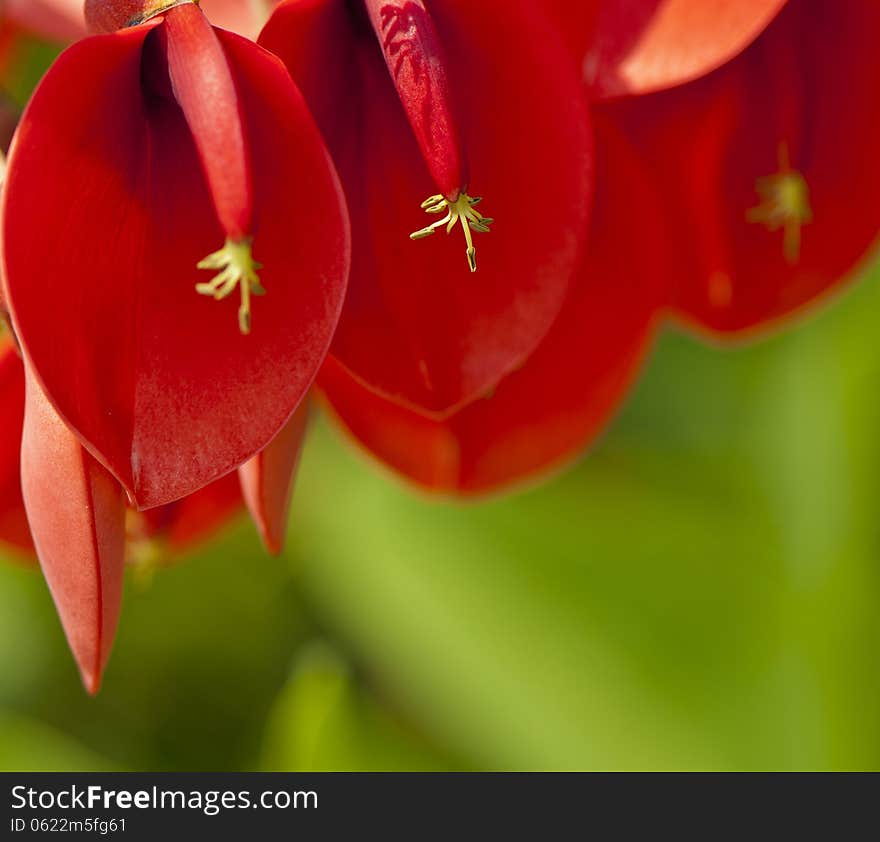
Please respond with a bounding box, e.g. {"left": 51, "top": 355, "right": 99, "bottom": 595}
{"left": 597, "top": 0, "right": 880, "bottom": 336}
{"left": 548, "top": 0, "right": 786, "bottom": 100}
{"left": 319, "top": 113, "right": 667, "bottom": 493}
{"left": 4, "top": 0, "right": 86, "bottom": 43}
{"left": 1, "top": 0, "right": 349, "bottom": 508}
{"left": 259, "top": 0, "right": 593, "bottom": 416}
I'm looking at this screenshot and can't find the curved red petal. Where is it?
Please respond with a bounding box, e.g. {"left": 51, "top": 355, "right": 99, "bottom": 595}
{"left": 2, "top": 26, "right": 349, "bottom": 508}
{"left": 320, "top": 114, "right": 664, "bottom": 493}
{"left": 21, "top": 364, "right": 126, "bottom": 695}
{"left": 556, "top": 0, "right": 787, "bottom": 99}
{"left": 238, "top": 399, "right": 308, "bottom": 554}
{"left": 261, "top": 0, "right": 592, "bottom": 416}
{"left": 609, "top": 0, "right": 880, "bottom": 335}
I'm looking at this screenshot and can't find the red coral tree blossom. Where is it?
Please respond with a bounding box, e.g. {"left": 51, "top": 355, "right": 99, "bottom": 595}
{"left": 590, "top": 0, "right": 880, "bottom": 335}
{"left": 1, "top": 0, "right": 349, "bottom": 510}
{"left": 260, "top": 0, "right": 594, "bottom": 417}
{"left": 0, "top": 0, "right": 347, "bottom": 691}
{"left": 263, "top": 0, "right": 792, "bottom": 493}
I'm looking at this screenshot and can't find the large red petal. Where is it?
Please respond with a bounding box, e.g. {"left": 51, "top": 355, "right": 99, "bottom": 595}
{"left": 608, "top": 0, "right": 880, "bottom": 335}
{"left": 2, "top": 26, "right": 349, "bottom": 508}
{"left": 319, "top": 113, "right": 664, "bottom": 493}
{"left": 261, "top": 0, "right": 592, "bottom": 416}
{"left": 549, "top": 0, "right": 786, "bottom": 99}
{"left": 21, "top": 364, "right": 126, "bottom": 694}
{"left": 238, "top": 399, "right": 308, "bottom": 554}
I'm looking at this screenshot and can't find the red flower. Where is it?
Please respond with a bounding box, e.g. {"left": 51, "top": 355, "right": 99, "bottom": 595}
{"left": 594, "top": 0, "right": 880, "bottom": 335}
{"left": 319, "top": 112, "right": 667, "bottom": 492}
{"left": 259, "top": 0, "right": 593, "bottom": 416}
{"left": 0, "top": 332, "right": 307, "bottom": 690}
{"left": 1, "top": 0, "right": 349, "bottom": 508}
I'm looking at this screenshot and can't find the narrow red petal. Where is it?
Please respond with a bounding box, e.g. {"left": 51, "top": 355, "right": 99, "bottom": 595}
{"left": 238, "top": 400, "right": 308, "bottom": 554}
{"left": 21, "top": 365, "right": 126, "bottom": 694}
{"left": 2, "top": 26, "right": 349, "bottom": 508}
{"left": 261, "top": 0, "right": 592, "bottom": 415}
{"left": 362, "top": 0, "right": 466, "bottom": 198}
{"left": 320, "top": 113, "right": 664, "bottom": 493}
{"left": 162, "top": 2, "right": 252, "bottom": 239}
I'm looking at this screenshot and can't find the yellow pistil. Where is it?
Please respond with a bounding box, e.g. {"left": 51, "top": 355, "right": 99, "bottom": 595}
{"left": 196, "top": 237, "right": 265, "bottom": 335}
{"left": 746, "top": 142, "right": 812, "bottom": 264}
{"left": 410, "top": 192, "right": 494, "bottom": 272}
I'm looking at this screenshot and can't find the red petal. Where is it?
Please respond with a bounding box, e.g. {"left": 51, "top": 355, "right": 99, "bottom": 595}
{"left": 608, "top": 0, "right": 880, "bottom": 335}
{"left": 162, "top": 2, "right": 252, "bottom": 239}
{"left": 2, "top": 25, "right": 349, "bottom": 508}
{"left": 319, "top": 113, "right": 664, "bottom": 493}
{"left": 554, "top": 0, "right": 787, "bottom": 99}
{"left": 21, "top": 364, "right": 126, "bottom": 694}
{"left": 362, "top": 0, "right": 466, "bottom": 198}
{"left": 261, "top": 0, "right": 592, "bottom": 415}
{"left": 0, "top": 339, "right": 31, "bottom": 555}
{"left": 238, "top": 399, "right": 308, "bottom": 554}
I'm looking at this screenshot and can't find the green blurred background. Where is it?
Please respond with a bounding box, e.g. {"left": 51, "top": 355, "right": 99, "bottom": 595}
{"left": 3, "top": 253, "right": 880, "bottom": 771}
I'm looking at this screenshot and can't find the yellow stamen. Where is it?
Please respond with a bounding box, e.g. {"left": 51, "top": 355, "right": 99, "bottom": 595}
{"left": 196, "top": 237, "right": 265, "bottom": 334}
{"left": 746, "top": 142, "right": 812, "bottom": 264}
{"left": 410, "top": 192, "right": 494, "bottom": 272}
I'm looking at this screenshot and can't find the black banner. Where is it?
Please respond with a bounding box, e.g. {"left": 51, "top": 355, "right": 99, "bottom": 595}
{"left": 0, "top": 771, "right": 863, "bottom": 837}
